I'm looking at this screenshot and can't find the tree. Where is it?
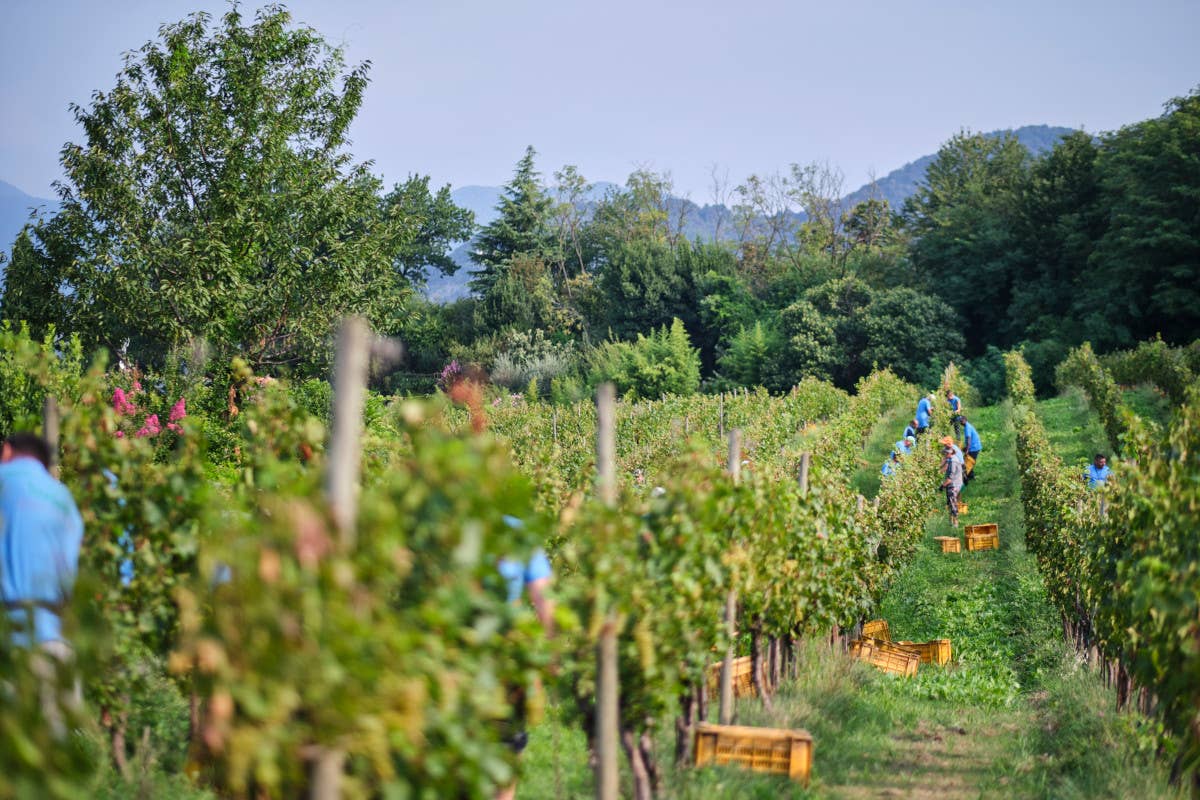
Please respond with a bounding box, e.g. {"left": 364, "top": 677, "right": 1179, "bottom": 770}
{"left": 381, "top": 175, "right": 475, "bottom": 286}
{"left": 12, "top": 7, "right": 408, "bottom": 371}
{"left": 903, "top": 131, "right": 1030, "bottom": 352}
{"left": 469, "top": 146, "right": 554, "bottom": 298}
{"left": 588, "top": 318, "right": 701, "bottom": 398}
{"left": 0, "top": 227, "right": 66, "bottom": 340}
{"left": 1084, "top": 89, "right": 1200, "bottom": 348}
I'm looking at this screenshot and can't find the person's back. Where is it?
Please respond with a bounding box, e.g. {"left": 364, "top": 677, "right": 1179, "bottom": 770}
{"left": 963, "top": 421, "right": 982, "bottom": 454}
{"left": 916, "top": 397, "right": 932, "bottom": 430}
{"left": 0, "top": 435, "right": 83, "bottom": 647}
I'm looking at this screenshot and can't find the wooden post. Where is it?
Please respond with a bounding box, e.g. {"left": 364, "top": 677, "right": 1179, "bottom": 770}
{"left": 594, "top": 383, "right": 619, "bottom": 800}
{"left": 43, "top": 396, "right": 60, "bottom": 479}
{"left": 718, "top": 394, "right": 725, "bottom": 439}
{"left": 856, "top": 494, "right": 865, "bottom": 514}
{"left": 552, "top": 408, "right": 559, "bottom": 447}
{"left": 797, "top": 452, "right": 811, "bottom": 496}
{"left": 326, "top": 316, "right": 370, "bottom": 550}
{"left": 312, "top": 317, "right": 374, "bottom": 800}
{"left": 719, "top": 430, "right": 742, "bottom": 726}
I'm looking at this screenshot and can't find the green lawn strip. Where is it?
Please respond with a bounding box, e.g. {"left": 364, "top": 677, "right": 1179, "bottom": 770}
{"left": 849, "top": 405, "right": 915, "bottom": 500}
{"left": 1037, "top": 388, "right": 1112, "bottom": 465}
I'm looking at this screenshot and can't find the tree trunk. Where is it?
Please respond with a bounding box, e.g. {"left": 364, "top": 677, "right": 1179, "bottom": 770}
{"left": 769, "top": 637, "right": 782, "bottom": 690}
{"left": 674, "top": 690, "right": 696, "bottom": 766}
{"left": 110, "top": 707, "right": 130, "bottom": 778}
{"left": 750, "top": 624, "right": 773, "bottom": 710}
{"left": 640, "top": 730, "right": 661, "bottom": 797}
{"left": 1116, "top": 660, "right": 1131, "bottom": 711}
{"left": 697, "top": 680, "right": 709, "bottom": 724}
{"left": 621, "top": 728, "right": 654, "bottom": 800}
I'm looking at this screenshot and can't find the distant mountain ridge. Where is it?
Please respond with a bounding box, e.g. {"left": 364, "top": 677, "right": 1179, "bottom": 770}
{"left": 0, "top": 181, "right": 56, "bottom": 260}
{"left": 426, "top": 124, "right": 1077, "bottom": 302}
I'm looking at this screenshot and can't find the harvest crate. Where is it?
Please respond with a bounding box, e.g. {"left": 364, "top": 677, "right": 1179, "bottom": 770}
{"left": 958, "top": 502, "right": 969, "bottom": 516}
{"left": 934, "top": 536, "right": 962, "bottom": 554}
{"left": 861, "top": 618, "right": 890, "bottom": 641}
{"left": 694, "top": 722, "right": 813, "bottom": 785}
{"left": 965, "top": 531, "right": 999, "bottom": 551}
{"left": 706, "top": 655, "right": 756, "bottom": 698}
{"left": 895, "top": 638, "right": 952, "bottom": 666}
{"left": 965, "top": 522, "right": 1000, "bottom": 551}
{"left": 848, "top": 637, "right": 919, "bottom": 677}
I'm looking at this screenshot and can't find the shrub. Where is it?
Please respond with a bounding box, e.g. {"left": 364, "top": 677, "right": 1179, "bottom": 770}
{"left": 588, "top": 318, "right": 701, "bottom": 399}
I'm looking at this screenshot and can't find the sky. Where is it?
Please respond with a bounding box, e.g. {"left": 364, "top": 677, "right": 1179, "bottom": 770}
{"left": 2, "top": 0, "right": 1198, "bottom": 201}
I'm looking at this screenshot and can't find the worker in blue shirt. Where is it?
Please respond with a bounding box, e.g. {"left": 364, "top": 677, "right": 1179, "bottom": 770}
{"left": 904, "top": 420, "right": 918, "bottom": 440}
{"left": 894, "top": 438, "right": 912, "bottom": 456}
{"left": 1, "top": 433, "right": 83, "bottom": 649}
{"left": 496, "top": 515, "right": 554, "bottom": 800}
{"left": 881, "top": 451, "right": 899, "bottom": 476}
{"left": 1084, "top": 454, "right": 1110, "bottom": 488}
{"left": 958, "top": 416, "right": 982, "bottom": 483}
{"left": 946, "top": 390, "right": 962, "bottom": 436}
{"left": 915, "top": 395, "right": 933, "bottom": 434}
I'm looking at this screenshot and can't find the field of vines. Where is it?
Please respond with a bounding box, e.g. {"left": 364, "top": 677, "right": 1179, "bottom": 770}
{"left": 0, "top": 322, "right": 960, "bottom": 800}
{"left": 1008, "top": 346, "right": 1200, "bottom": 787}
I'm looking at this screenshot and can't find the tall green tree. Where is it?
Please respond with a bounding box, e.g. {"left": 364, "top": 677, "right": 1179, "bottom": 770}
{"left": 469, "top": 146, "right": 554, "bottom": 298}
{"left": 381, "top": 175, "right": 475, "bottom": 286}
{"left": 8, "top": 7, "right": 409, "bottom": 370}
{"left": 903, "top": 131, "right": 1030, "bottom": 351}
{"left": 1084, "top": 89, "right": 1200, "bottom": 348}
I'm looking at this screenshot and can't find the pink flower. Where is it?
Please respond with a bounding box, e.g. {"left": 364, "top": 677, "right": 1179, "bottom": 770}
{"left": 112, "top": 388, "right": 138, "bottom": 416}
{"left": 169, "top": 397, "right": 187, "bottom": 423}
{"left": 132, "top": 380, "right": 142, "bottom": 393}
{"left": 114, "top": 430, "right": 125, "bottom": 439}
{"left": 167, "top": 422, "right": 182, "bottom": 433}
{"left": 136, "top": 414, "right": 162, "bottom": 438}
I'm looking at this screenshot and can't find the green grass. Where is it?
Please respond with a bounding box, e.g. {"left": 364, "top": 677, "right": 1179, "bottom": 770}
{"left": 849, "top": 405, "right": 915, "bottom": 500}
{"left": 1036, "top": 389, "right": 1110, "bottom": 464}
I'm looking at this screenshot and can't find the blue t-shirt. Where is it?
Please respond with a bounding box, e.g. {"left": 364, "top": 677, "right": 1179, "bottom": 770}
{"left": 948, "top": 395, "right": 961, "bottom": 413}
{"left": 881, "top": 460, "right": 896, "bottom": 477}
{"left": 916, "top": 397, "right": 932, "bottom": 427}
{"left": 894, "top": 440, "right": 911, "bottom": 455}
{"left": 903, "top": 424, "right": 916, "bottom": 439}
{"left": 498, "top": 549, "right": 553, "bottom": 603}
{"left": 0, "top": 458, "right": 84, "bottom": 645}
{"left": 1085, "top": 464, "right": 1110, "bottom": 488}
{"left": 962, "top": 422, "right": 982, "bottom": 454}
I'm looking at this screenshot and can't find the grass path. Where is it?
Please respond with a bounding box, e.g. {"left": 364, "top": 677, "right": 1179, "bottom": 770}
{"left": 520, "top": 400, "right": 1180, "bottom": 797}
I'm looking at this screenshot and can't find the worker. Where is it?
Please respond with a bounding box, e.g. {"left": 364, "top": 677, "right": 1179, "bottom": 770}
{"left": 882, "top": 451, "right": 899, "bottom": 477}
{"left": 939, "top": 435, "right": 964, "bottom": 465}
{"left": 904, "top": 419, "right": 918, "bottom": 440}
{"left": 915, "top": 395, "right": 933, "bottom": 434}
{"left": 496, "top": 515, "right": 554, "bottom": 800}
{"left": 895, "top": 437, "right": 912, "bottom": 456}
{"left": 959, "top": 416, "right": 982, "bottom": 483}
{"left": 946, "top": 390, "right": 962, "bottom": 435}
{"left": 941, "top": 444, "right": 964, "bottom": 528}
{"left": 1084, "top": 454, "right": 1110, "bottom": 488}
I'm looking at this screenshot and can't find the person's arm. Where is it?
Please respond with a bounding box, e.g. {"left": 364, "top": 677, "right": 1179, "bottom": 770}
{"left": 527, "top": 577, "right": 554, "bottom": 635}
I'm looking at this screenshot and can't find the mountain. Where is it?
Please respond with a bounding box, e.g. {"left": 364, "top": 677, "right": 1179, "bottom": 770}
{"left": 841, "top": 125, "right": 1076, "bottom": 211}
{"left": 0, "top": 181, "right": 56, "bottom": 259}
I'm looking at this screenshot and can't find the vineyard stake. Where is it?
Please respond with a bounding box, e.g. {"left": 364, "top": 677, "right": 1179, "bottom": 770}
{"left": 594, "top": 383, "right": 619, "bottom": 800}
{"left": 719, "top": 430, "right": 742, "bottom": 725}
{"left": 326, "top": 316, "right": 370, "bottom": 550}
{"left": 43, "top": 396, "right": 60, "bottom": 479}
{"left": 797, "top": 452, "right": 811, "bottom": 495}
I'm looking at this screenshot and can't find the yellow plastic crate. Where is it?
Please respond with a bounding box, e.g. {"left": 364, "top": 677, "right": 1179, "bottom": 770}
{"left": 706, "top": 655, "right": 756, "bottom": 698}
{"left": 965, "top": 523, "right": 998, "bottom": 537}
{"left": 965, "top": 531, "right": 999, "bottom": 551}
{"left": 861, "top": 619, "right": 890, "bottom": 641}
{"left": 895, "top": 638, "right": 953, "bottom": 666}
{"left": 934, "top": 536, "right": 962, "bottom": 554}
{"left": 958, "top": 502, "right": 969, "bottom": 516}
{"left": 848, "top": 638, "right": 919, "bottom": 677}
{"left": 694, "top": 722, "right": 813, "bottom": 785}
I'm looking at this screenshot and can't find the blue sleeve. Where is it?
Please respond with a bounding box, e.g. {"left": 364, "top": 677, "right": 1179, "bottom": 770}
{"left": 524, "top": 549, "right": 552, "bottom": 584}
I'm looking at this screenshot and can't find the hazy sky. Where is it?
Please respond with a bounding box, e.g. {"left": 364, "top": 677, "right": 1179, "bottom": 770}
{"left": 2, "top": 0, "right": 1198, "bottom": 200}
